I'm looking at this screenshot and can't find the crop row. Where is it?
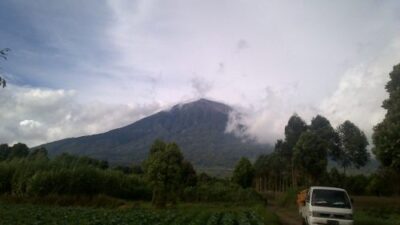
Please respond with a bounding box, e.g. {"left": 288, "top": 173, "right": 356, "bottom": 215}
{"left": 0, "top": 203, "right": 265, "bottom": 225}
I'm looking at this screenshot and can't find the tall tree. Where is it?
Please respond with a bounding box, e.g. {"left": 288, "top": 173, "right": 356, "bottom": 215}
{"left": 274, "top": 139, "right": 290, "bottom": 163}
{"left": 232, "top": 157, "right": 254, "bottom": 188}
{"left": 337, "top": 121, "right": 369, "bottom": 174}
{"left": 309, "top": 115, "right": 341, "bottom": 161}
{"left": 293, "top": 131, "right": 327, "bottom": 185}
{"left": 9, "top": 143, "right": 29, "bottom": 159}
{"left": 181, "top": 160, "right": 197, "bottom": 187}
{"left": 273, "top": 140, "right": 291, "bottom": 191}
{"left": 0, "top": 144, "right": 11, "bottom": 161}
{"left": 373, "top": 63, "right": 400, "bottom": 172}
{"left": 284, "top": 114, "right": 308, "bottom": 187}
{"left": 145, "top": 140, "right": 184, "bottom": 208}
{"left": 284, "top": 114, "right": 308, "bottom": 150}
{"left": 149, "top": 139, "right": 167, "bottom": 155}
{"left": 0, "top": 48, "right": 10, "bottom": 88}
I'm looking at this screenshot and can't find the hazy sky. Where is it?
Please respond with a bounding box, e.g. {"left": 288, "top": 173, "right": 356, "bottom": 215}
{"left": 1, "top": 0, "right": 400, "bottom": 146}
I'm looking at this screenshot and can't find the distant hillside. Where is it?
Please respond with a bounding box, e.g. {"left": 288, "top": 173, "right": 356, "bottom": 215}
{"left": 41, "top": 99, "right": 272, "bottom": 169}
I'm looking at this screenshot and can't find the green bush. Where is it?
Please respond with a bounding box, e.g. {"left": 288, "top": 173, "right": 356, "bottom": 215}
{"left": 277, "top": 188, "right": 298, "bottom": 207}
{"left": 0, "top": 156, "right": 152, "bottom": 201}
{"left": 182, "top": 180, "right": 263, "bottom": 203}
{"left": 101, "top": 171, "right": 151, "bottom": 200}
{"left": 0, "top": 163, "right": 15, "bottom": 193}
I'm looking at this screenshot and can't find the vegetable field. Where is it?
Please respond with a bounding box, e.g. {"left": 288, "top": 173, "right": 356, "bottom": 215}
{"left": 0, "top": 203, "right": 272, "bottom": 225}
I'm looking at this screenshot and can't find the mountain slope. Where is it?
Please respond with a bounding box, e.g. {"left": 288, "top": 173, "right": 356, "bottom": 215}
{"left": 42, "top": 99, "right": 272, "bottom": 168}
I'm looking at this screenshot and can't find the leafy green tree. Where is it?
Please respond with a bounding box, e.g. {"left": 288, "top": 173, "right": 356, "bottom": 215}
{"left": 0, "top": 144, "right": 11, "bottom": 161}
{"left": 28, "top": 147, "right": 48, "bottom": 160}
{"left": 98, "top": 160, "right": 109, "bottom": 169}
{"left": 274, "top": 139, "right": 290, "bottom": 162}
{"left": 284, "top": 114, "right": 308, "bottom": 153}
{"left": 373, "top": 63, "right": 400, "bottom": 172}
{"left": 77, "top": 156, "right": 108, "bottom": 169}
{"left": 149, "top": 139, "right": 167, "bottom": 155}
{"left": 197, "top": 172, "right": 212, "bottom": 183}
{"left": 293, "top": 131, "right": 327, "bottom": 185}
{"left": 345, "top": 174, "right": 369, "bottom": 195}
{"left": 145, "top": 140, "right": 184, "bottom": 208}
{"left": 0, "top": 48, "right": 10, "bottom": 88}
{"left": 327, "top": 168, "right": 345, "bottom": 188}
{"left": 114, "top": 165, "right": 132, "bottom": 174}
{"left": 271, "top": 141, "right": 291, "bottom": 191}
{"left": 53, "top": 153, "right": 108, "bottom": 169}
{"left": 131, "top": 164, "right": 144, "bottom": 174}
{"left": 9, "top": 143, "right": 29, "bottom": 159}
{"left": 337, "top": 121, "right": 370, "bottom": 174}
{"left": 181, "top": 160, "right": 197, "bottom": 187}
{"left": 284, "top": 114, "right": 308, "bottom": 187}
{"left": 232, "top": 157, "right": 254, "bottom": 188}
{"left": 310, "top": 115, "right": 341, "bottom": 160}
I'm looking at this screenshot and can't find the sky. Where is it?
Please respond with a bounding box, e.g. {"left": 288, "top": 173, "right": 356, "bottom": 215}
{"left": 0, "top": 0, "right": 400, "bottom": 146}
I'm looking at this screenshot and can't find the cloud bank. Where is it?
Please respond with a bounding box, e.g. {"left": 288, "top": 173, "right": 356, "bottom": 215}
{"left": 0, "top": 85, "right": 161, "bottom": 146}
{"left": 227, "top": 38, "right": 400, "bottom": 144}
{"left": 1, "top": 0, "right": 400, "bottom": 146}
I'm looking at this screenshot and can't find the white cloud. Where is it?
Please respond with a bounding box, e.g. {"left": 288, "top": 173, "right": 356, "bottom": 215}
{"left": 19, "top": 120, "right": 42, "bottom": 129}
{"left": 191, "top": 77, "right": 213, "bottom": 98}
{"left": 226, "top": 85, "right": 318, "bottom": 144}
{"left": 0, "top": 85, "right": 161, "bottom": 146}
{"left": 320, "top": 39, "right": 400, "bottom": 139}
{"left": 102, "top": 0, "right": 400, "bottom": 107}
{"left": 226, "top": 38, "right": 400, "bottom": 144}
{"left": 2, "top": 0, "right": 400, "bottom": 147}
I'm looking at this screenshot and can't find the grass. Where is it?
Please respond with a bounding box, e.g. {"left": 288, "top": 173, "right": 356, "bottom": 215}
{"left": 352, "top": 196, "right": 400, "bottom": 211}
{"left": 254, "top": 204, "right": 281, "bottom": 225}
{"left": 354, "top": 211, "right": 400, "bottom": 225}
{"left": 352, "top": 195, "right": 400, "bottom": 225}
{"left": 0, "top": 201, "right": 280, "bottom": 225}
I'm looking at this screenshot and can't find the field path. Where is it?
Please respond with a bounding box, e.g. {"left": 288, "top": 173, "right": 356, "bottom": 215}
{"left": 267, "top": 199, "right": 302, "bottom": 225}
{"left": 271, "top": 206, "right": 301, "bottom": 225}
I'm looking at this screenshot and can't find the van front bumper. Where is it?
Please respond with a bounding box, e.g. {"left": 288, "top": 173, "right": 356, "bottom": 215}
{"left": 308, "top": 216, "right": 353, "bottom": 225}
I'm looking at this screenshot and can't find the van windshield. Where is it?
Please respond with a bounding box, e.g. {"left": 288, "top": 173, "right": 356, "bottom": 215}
{"left": 311, "top": 189, "right": 351, "bottom": 208}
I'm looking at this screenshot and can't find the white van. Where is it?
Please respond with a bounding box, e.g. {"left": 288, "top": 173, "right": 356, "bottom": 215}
{"left": 299, "top": 186, "right": 354, "bottom": 225}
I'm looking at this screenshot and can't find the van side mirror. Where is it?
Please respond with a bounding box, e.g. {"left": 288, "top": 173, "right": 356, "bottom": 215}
{"left": 301, "top": 200, "right": 306, "bottom": 206}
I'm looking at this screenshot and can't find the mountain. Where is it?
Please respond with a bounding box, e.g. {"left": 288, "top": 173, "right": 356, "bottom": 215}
{"left": 41, "top": 98, "right": 272, "bottom": 171}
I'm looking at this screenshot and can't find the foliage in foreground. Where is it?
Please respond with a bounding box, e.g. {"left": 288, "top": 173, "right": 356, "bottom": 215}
{"left": 254, "top": 113, "right": 371, "bottom": 193}
{"left": 232, "top": 157, "right": 255, "bottom": 188}
{"left": 0, "top": 203, "right": 278, "bottom": 225}
{"left": 144, "top": 140, "right": 187, "bottom": 207}
{"left": 0, "top": 141, "right": 263, "bottom": 206}
{"left": 342, "top": 195, "right": 400, "bottom": 225}
{"left": 0, "top": 156, "right": 151, "bottom": 200}
{"left": 354, "top": 210, "right": 400, "bottom": 225}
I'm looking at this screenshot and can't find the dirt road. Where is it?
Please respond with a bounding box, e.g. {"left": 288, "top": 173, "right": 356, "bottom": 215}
{"left": 267, "top": 200, "right": 302, "bottom": 225}
{"left": 272, "top": 206, "right": 302, "bottom": 225}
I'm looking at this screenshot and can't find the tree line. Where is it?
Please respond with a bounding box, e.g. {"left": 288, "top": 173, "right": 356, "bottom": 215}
{"left": 0, "top": 140, "right": 263, "bottom": 208}
{"left": 248, "top": 63, "right": 400, "bottom": 196}
{"left": 251, "top": 115, "right": 369, "bottom": 192}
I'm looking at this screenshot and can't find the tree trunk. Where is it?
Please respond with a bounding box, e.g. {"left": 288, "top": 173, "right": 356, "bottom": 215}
{"left": 292, "top": 166, "right": 297, "bottom": 189}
